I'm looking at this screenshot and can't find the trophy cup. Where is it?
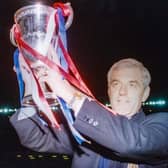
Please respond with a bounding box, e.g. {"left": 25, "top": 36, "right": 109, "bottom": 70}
{"left": 10, "top": 3, "right": 73, "bottom": 107}
{"left": 11, "top": 3, "right": 92, "bottom": 142}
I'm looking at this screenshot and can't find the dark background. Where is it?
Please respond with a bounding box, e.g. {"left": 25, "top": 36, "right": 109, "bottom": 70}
{"left": 0, "top": 0, "right": 168, "bottom": 167}
{"left": 1, "top": 0, "right": 168, "bottom": 106}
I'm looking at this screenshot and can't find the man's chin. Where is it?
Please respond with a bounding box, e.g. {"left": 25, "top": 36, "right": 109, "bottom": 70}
{"left": 114, "top": 109, "right": 132, "bottom": 117}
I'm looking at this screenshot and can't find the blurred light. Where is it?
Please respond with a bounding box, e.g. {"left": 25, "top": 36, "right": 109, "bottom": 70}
{"left": 16, "top": 154, "right": 22, "bottom": 158}
{"left": 143, "top": 99, "right": 166, "bottom": 106}
{"left": 51, "top": 155, "right": 57, "bottom": 158}
{"left": 0, "top": 107, "right": 17, "bottom": 115}
{"left": 28, "top": 154, "right": 36, "bottom": 160}
{"left": 62, "top": 155, "right": 70, "bottom": 160}
{"left": 105, "top": 103, "right": 111, "bottom": 108}
{"left": 14, "top": 154, "right": 72, "bottom": 160}
{"left": 38, "top": 155, "right": 43, "bottom": 158}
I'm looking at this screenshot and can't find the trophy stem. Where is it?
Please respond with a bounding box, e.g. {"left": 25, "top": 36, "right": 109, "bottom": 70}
{"left": 22, "top": 92, "right": 59, "bottom": 107}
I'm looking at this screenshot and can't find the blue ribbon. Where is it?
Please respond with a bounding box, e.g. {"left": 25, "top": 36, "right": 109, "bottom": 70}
{"left": 56, "top": 8, "right": 68, "bottom": 71}
{"left": 13, "top": 49, "right": 24, "bottom": 105}
{"left": 56, "top": 8, "right": 84, "bottom": 144}
{"left": 13, "top": 7, "right": 85, "bottom": 144}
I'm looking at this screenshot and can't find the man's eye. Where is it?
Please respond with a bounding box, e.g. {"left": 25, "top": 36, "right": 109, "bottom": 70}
{"left": 112, "top": 81, "right": 119, "bottom": 86}
{"left": 130, "top": 82, "right": 137, "bottom": 87}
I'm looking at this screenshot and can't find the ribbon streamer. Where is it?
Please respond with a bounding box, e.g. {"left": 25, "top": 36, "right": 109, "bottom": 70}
{"left": 13, "top": 3, "right": 94, "bottom": 144}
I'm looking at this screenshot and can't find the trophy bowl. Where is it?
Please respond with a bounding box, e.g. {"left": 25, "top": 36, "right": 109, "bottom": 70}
{"left": 14, "top": 4, "right": 59, "bottom": 107}
{"left": 11, "top": 3, "right": 73, "bottom": 108}
{"left": 14, "top": 4, "right": 57, "bottom": 61}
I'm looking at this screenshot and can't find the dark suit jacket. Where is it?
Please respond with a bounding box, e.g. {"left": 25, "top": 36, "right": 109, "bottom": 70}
{"left": 10, "top": 99, "right": 168, "bottom": 168}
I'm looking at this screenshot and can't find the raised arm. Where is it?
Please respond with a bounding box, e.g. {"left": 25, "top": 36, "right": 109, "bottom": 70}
{"left": 73, "top": 99, "right": 168, "bottom": 162}
{"left": 35, "top": 64, "right": 168, "bottom": 163}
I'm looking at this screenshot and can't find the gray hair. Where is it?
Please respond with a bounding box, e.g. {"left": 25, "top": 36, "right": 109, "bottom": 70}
{"left": 107, "top": 58, "right": 151, "bottom": 88}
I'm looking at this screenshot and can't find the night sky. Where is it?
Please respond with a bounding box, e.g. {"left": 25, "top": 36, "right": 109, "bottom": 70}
{"left": 0, "top": 1, "right": 168, "bottom": 167}
{"left": 1, "top": 0, "right": 168, "bottom": 107}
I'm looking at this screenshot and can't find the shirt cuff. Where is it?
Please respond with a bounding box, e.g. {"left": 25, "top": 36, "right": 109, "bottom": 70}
{"left": 18, "top": 107, "right": 37, "bottom": 120}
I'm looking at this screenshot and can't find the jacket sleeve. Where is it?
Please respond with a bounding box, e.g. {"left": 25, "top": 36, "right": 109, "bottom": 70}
{"left": 73, "top": 99, "right": 168, "bottom": 160}
{"left": 10, "top": 107, "right": 74, "bottom": 155}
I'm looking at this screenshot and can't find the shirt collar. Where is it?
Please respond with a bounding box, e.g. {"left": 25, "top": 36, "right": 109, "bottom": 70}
{"left": 130, "top": 109, "right": 146, "bottom": 123}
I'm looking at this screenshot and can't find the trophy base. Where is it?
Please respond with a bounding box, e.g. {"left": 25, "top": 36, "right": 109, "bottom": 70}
{"left": 22, "top": 92, "right": 59, "bottom": 107}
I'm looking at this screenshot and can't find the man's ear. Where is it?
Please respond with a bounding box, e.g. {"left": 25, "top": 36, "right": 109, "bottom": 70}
{"left": 142, "top": 86, "right": 150, "bottom": 102}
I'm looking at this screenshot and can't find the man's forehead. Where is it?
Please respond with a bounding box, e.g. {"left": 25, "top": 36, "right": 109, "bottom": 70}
{"left": 111, "top": 67, "right": 143, "bottom": 81}
{"left": 113, "top": 64, "right": 140, "bottom": 71}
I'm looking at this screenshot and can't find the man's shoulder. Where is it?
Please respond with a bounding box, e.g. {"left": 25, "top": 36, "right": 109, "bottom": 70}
{"left": 145, "top": 112, "right": 168, "bottom": 123}
{"left": 147, "top": 111, "right": 168, "bottom": 117}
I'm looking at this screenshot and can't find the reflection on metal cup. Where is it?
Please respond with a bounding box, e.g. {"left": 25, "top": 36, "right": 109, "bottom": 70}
{"left": 11, "top": 3, "right": 74, "bottom": 107}
{"left": 11, "top": 3, "right": 73, "bottom": 107}
{"left": 14, "top": 4, "right": 58, "bottom": 106}
{"left": 14, "top": 4, "right": 58, "bottom": 62}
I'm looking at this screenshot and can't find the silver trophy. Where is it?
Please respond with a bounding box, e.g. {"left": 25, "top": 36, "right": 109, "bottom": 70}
{"left": 10, "top": 3, "right": 73, "bottom": 107}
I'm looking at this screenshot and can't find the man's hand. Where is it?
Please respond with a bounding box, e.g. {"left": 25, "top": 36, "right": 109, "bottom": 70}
{"left": 37, "top": 66, "right": 87, "bottom": 114}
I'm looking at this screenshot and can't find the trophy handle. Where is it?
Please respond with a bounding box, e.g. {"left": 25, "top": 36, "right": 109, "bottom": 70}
{"left": 10, "top": 24, "right": 17, "bottom": 47}
{"left": 64, "top": 2, "right": 74, "bottom": 30}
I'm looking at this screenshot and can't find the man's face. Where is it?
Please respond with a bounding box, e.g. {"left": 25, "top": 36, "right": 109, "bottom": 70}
{"left": 108, "top": 67, "right": 149, "bottom": 118}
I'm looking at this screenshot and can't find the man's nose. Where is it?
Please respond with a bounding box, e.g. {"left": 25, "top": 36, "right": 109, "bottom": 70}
{"left": 119, "top": 85, "right": 127, "bottom": 96}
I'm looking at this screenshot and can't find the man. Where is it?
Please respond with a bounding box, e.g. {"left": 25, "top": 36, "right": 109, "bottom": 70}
{"left": 10, "top": 58, "right": 168, "bottom": 167}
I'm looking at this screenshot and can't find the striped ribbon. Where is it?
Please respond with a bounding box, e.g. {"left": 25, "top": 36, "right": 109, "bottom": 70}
{"left": 13, "top": 3, "right": 93, "bottom": 144}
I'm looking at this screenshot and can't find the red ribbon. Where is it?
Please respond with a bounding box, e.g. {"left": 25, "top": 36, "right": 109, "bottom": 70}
{"left": 13, "top": 3, "right": 116, "bottom": 129}
{"left": 14, "top": 27, "right": 94, "bottom": 98}
{"left": 53, "top": 3, "right": 71, "bottom": 17}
